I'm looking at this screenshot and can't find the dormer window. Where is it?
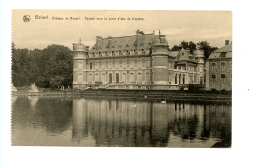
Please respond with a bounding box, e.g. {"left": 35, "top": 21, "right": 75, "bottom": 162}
{"left": 182, "top": 53, "right": 184, "bottom": 56}
{"left": 220, "top": 52, "right": 226, "bottom": 58}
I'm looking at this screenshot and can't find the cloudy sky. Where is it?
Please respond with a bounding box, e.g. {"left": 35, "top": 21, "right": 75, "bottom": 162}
{"left": 12, "top": 10, "right": 232, "bottom": 50}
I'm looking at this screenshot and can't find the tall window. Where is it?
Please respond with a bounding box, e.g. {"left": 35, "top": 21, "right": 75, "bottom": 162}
{"left": 211, "top": 63, "right": 216, "bottom": 70}
{"left": 116, "top": 73, "right": 119, "bottom": 83}
{"left": 221, "top": 74, "right": 226, "bottom": 84}
{"left": 212, "top": 75, "right": 216, "bottom": 84}
{"left": 78, "top": 73, "right": 83, "bottom": 82}
{"left": 221, "top": 62, "right": 226, "bottom": 70}
{"left": 146, "top": 72, "right": 150, "bottom": 84}
{"left": 130, "top": 60, "right": 134, "bottom": 68}
{"left": 115, "top": 61, "right": 119, "bottom": 69}
{"left": 123, "top": 61, "right": 126, "bottom": 69}
{"left": 146, "top": 60, "right": 150, "bottom": 68}
{"left": 122, "top": 73, "right": 126, "bottom": 83}
{"left": 90, "top": 63, "right": 92, "bottom": 70}
{"left": 130, "top": 73, "right": 134, "bottom": 83}
{"left": 138, "top": 60, "right": 141, "bottom": 68}
{"left": 78, "top": 62, "right": 82, "bottom": 69}
{"left": 200, "top": 65, "right": 203, "bottom": 72}
{"left": 96, "top": 62, "right": 99, "bottom": 69}
{"left": 109, "top": 73, "right": 112, "bottom": 83}
{"left": 137, "top": 73, "right": 142, "bottom": 83}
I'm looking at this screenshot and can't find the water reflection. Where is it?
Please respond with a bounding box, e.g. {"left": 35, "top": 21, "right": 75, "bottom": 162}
{"left": 72, "top": 98, "right": 231, "bottom": 147}
{"left": 12, "top": 96, "right": 231, "bottom": 147}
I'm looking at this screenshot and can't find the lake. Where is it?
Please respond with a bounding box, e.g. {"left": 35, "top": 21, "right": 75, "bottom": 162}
{"left": 11, "top": 96, "right": 231, "bottom": 147}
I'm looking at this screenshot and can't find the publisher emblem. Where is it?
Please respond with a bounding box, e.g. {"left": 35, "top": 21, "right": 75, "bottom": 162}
{"left": 23, "top": 15, "right": 31, "bottom": 23}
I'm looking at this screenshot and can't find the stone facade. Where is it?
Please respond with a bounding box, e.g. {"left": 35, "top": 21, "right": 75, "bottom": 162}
{"left": 73, "top": 30, "right": 205, "bottom": 90}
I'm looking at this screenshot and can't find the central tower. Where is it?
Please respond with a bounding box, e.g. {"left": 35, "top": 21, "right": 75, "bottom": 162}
{"left": 151, "top": 31, "right": 169, "bottom": 90}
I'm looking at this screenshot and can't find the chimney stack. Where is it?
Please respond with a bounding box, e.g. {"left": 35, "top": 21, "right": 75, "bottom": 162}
{"left": 225, "top": 40, "right": 229, "bottom": 45}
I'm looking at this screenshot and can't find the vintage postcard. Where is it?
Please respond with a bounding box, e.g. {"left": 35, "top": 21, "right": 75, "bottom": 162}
{"left": 11, "top": 10, "right": 232, "bottom": 147}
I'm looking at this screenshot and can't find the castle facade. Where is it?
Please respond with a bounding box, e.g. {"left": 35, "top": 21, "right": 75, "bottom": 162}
{"left": 73, "top": 30, "right": 205, "bottom": 90}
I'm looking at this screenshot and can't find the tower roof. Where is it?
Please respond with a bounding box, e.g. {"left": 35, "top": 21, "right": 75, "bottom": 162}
{"left": 74, "top": 38, "right": 87, "bottom": 52}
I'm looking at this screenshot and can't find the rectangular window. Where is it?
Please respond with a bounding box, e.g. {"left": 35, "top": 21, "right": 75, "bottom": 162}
{"left": 130, "top": 60, "right": 134, "bottom": 68}
{"left": 211, "top": 63, "right": 216, "bottom": 70}
{"left": 221, "top": 62, "right": 226, "bottom": 70}
{"left": 212, "top": 75, "right": 216, "bottom": 84}
{"left": 90, "top": 63, "right": 92, "bottom": 70}
{"left": 96, "top": 62, "right": 99, "bottom": 69}
{"left": 221, "top": 74, "right": 226, "bottom": 84}
{"left": 200, "top": 65, "right": 203, "bottom": 73}
{"left": 116, "top": 73, "right": 119, "bottom": 83}
{"left": 108, "top": 61, "right": 112, "bottom": 69}
{"left": 109, "top": 73, "right": 112, "bottom": 83}
{"left": 78, "top": 62, "right": 82, "bottom": 69}
{"left": 123, "top": 61, "right": 126, "bottom": 69}
{"left": 115, "top": 61, "right": 119, "bottom": 69}
{"left": 146, "top": 60, "right": 150, "bottom": 68}
{"left": 138, "top": 60, "right": 141, "bottom": 68}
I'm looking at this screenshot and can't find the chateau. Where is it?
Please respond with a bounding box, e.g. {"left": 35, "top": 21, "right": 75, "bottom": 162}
{"left": 73, "top": 30, "right": 205, "bottom": 90}
{"left": 206, "top": 40, "right": 232, "bottom": 91}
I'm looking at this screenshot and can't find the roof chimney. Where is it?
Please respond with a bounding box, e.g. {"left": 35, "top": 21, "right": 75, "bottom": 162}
{"left": 225, "top": 40, "right": 229, "bottom": 45}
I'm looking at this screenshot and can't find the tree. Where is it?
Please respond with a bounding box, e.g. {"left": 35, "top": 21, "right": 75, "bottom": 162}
{"left": 197, "top": 41, "right": 218, "bottom": 59}
{"left": 170, "top": 45, "right": 180, "bottom": 51}
{"left": 181, "top": 41, "right": 189, "bottom": 49}
{"left": 11, "top": 43, "right": 73, "bottom": 88}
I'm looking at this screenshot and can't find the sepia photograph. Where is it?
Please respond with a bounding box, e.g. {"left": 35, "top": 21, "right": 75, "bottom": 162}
{"left": 11, "top": 10, "right": 232, "bottom": 147}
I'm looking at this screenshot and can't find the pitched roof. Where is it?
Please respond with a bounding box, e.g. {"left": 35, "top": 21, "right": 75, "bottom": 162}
{"left": 89, "top": 33, "right": 156, "bottom": 53}
{"left": 175, "top": 48, "right": 196, "bottom": 62}
{"left": 209, "top": 43, "right": 232, "bottom": 59}
{"left": 214, "top": 43, "right": 232, "bottom": 53}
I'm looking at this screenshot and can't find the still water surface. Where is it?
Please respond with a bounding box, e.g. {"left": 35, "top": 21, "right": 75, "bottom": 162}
{"left": 12, "top": 96, "right": 231, "bottom": 147}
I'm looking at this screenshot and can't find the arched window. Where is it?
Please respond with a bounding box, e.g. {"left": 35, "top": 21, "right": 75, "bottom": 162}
{"left": 175, "top": 74, "right": 178, "bottom": 84}
{"left": 183, "top": 74, "right": 185, "bottom": 84}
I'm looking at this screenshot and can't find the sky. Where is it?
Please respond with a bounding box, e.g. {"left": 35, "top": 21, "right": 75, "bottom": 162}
{"left": 12, "top": 10, "right": 232, "bottom": 50}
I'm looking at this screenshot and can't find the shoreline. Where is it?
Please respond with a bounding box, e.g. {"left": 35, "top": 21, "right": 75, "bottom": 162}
{"left": 12, "top": 89, "right": 232, "bottom": 104}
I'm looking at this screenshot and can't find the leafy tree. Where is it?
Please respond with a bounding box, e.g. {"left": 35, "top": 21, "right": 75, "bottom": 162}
{"left": 11, "top": 43, "right": 73, "bottom": 88}
{"left": 170, "top": 45, "right": 180, "bottom": 51}
{"left": 181, "top": 41, "right": 189, "bottom": 49}
{"left": 197, "top": 41, "right": 218, "bottom": 59}
{"left": 175, "top": 41, "right": 197, "bottom": 54}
